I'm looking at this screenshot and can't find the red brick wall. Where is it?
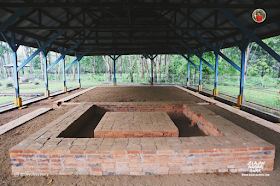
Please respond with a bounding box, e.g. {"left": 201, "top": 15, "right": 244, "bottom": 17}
{"left": 9, "top": 102, "right": 276, "bottom": 176}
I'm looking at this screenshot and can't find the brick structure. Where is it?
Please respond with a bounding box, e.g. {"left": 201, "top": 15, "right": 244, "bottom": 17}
{"left": 10, "top": 102, "right": 275, "bottom": 176}
{"left": 94, "top": 112, "right": 179, "bottom": 138}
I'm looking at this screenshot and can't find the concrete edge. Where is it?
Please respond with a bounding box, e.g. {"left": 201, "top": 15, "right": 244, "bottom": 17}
{"left": 175, "top": 85, "right": 280, "bottom": 134}
{"left": 52, "top": 86, "right": 97, "bottom": 109}
{"left": 0, "top": 107, "right": 52, "bottom": 135}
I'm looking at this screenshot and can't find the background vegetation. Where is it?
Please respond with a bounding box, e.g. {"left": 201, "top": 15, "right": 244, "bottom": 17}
{"left": 0, "top": 36, "right": 280, "bottom": 109}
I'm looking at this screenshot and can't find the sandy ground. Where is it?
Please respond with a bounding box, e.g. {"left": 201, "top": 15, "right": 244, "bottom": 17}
{"left": 70, "top": 86, "right": 203, "bottom": 103}
{"left": 0, "top": 86, "right": 279, "bottom": 186}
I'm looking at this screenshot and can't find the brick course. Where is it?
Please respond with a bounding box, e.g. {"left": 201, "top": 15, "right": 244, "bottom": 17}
{"left": 10, "top": 102, "right": 275, "bottom": 175}
{"left": 94, "top": 112, "right": 178, "bottom": 138}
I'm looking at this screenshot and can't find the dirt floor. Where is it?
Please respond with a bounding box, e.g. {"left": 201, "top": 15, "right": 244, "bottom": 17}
{"left": 0, "top": 86, "right": 280, "bottom": 186}
{"left": 68, "top": 108, "right": 205, "bottom": 138}
{"left": 70, "top": 86, "right": 203, "bottom": 103}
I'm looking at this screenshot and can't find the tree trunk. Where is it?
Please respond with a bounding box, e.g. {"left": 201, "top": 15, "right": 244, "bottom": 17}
{"left": 181, "top": 55, "right": 184, "bottom": 78}
{"left": 129, "top": 55, "right": 133, "bottom": 82}
{"left": 102, "top": 55, "right": 111, "bottom": 81}
{"left": 57, "top": 53, "right": 61, "bottom": 81}
{"left": 140, "top": 56, "right": 144, "bottom": 78}
{"left": 6, "top": 51, "right": 12, "bottom": 77}
{"left": 72, "top": 65, "right": 75, "bottom": 80}
{"left": 1, "top": 55, "right": 7, "bottom": 78}
{"left": 23, "top": 47, "right": 32, "bottom": 74}
{"left": 153, "top": 57, "right": 157, "bottom": 82}
{"left": 98, "top": 57, "right": 102, "bottom": 75}
{"left": 244, "top": 43, "right": 254, "bottom": 83}
{"left": 158, "top": 55, "right": 162, "bottom": 79}
{"left": 92, "top": 56, "right": 95, "bottom": 74}
{"left": 118, "top": 56, "right": 122, "bottom": 76}
{"left": 48, "top": 52, "right": 53, "bottom": 75}
{"left": 164, "top": 55, "right": 170, "bottom": 81}
{"left": 195, "top": 68, "right": 197, "bottom": 79}
{"left": 144, "top": 58, "right": 150, "bottom": 81}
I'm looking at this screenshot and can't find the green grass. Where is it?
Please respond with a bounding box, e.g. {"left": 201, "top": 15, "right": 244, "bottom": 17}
{"left": 0, "top": 96, "right": 15, "bottom": 104}
{"left": 204, "top": 85, "right": 280, "bottom": 108}
{"left": 1, "top": 76, "right": 280, "bottom": 109}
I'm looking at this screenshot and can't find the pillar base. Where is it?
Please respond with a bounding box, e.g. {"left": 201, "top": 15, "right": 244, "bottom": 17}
{"left": 213, "top": 88, "right": 218, "bottom": 96}
{"left": 44, "top": 90, "right": 50, "bottom": 97}
{"left": 79, "top": 83, "right": 81, "bottom": 89}
{"left": 14, "top": 97, "right": 22, "bottom": 107}
{"left": 114, "top": 82, "right": 117, "bottom": 86}
{"left": 186, "top": 82, "right": 189, "bottom": 87}
{"left": 63, "top": 86, "right": 67, "bottom": 93}
{"left": 151, "top": 82, "right": 153, "bottom": 86}
{"left": 198, "top": 85, "right": 202, "bottom": 92}
{"left": 237, "top": 94, "right": 242, "bottom": 107}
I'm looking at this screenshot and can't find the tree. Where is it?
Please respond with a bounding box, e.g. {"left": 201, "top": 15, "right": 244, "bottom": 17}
{"left": 144, "top": 57, "right": 150, "bottom": 81}
{"left": 164, "top": 54, "right": 170, "bottom": 81}
{"left": 118, "top": 56, "right": 122, "bottom": 76}
{"left": 92, "top": 56, "right": 95, "bottom": 74}
{"left": 102, "top": 55, "right": 111, "bottom": 81}
{"left": 140, "top": 55, "right": 144, "bottom": 78}
{"left": 158, "top": 55, "right": 162, "bottom": 79}
{"left": 129, "top": 55, "right": 133, "bottom": 82}
{"left": 23, "top": 46, "right": 32, "bottom": 74}
{"left": 253, "top": 58, "right": 272, "bottom": 77}
{"left": 57, "top": 53, "right": 61, "bottom": 81}
{"left": 153, "top": 57, "right": 157, "bottom": 82}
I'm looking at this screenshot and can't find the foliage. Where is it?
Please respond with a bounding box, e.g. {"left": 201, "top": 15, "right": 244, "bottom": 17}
{"left": 5, "top": 81, "right": 13, "bottom": 88}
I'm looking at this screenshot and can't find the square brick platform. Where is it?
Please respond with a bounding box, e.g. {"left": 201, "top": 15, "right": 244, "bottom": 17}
{"left": 94, "top": 112, "right": 179, "bottom": 138}
{"left": 9, "top": 102, "right": 275, "bottom": 176}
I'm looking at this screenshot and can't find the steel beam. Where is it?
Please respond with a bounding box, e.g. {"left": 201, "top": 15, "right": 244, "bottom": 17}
{"left": 143, "top": 51, "right": 159, "bottom": 85}
{"left": 10, "top": 26, "right": 240, "bottom": 31}
{"left": 0, "top": 2, "right": 280, "bottom": 9}
{"left": 169, "top": 45, "right": 199, "bottom": 70}
{"left": 17, "top": 29, "right": 66, "bottom": 72}
{"left": 36, "top": 40, "right": 51, "bottom": 97}
{"left": 177, "top": 40, "right": 214, "bottom": 70}
{"left": 1, "top": 32, "right": 22, "bottom": 106}
{"left": 218, "top": 8, "right": 280, "bottom": 62}
{"left": 105, "top": 51, "right": 124, "bottom": 86}
{"left": 65, "top": 46, "right": 96, "bottom": 70}
{"left": 237, "top": 33, "right": 252, "bottom": 106}
{"left": 198, "top": 47, "right": 205, "bottom": 91}
{"left": 189, "top": 30, "right": 241, "bottom": 72}
{"left": 0, "top": 7, "right": 29, "bottom": 33}
{"left": 213, "top": 41, "right": 223, "bottom": 96}
{"left": 47, "top": 39, "right": 83, "bottom": 71}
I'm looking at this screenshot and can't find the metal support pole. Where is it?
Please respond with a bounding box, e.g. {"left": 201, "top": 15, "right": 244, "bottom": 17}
{"left": 12, "top": 50, "right": 22, "bottom": 107}
{"left": 2, "top": 32, "right": 22, "bottom": 107}
{"left": 213, "top": 52, "right": 219, "bottom": 96}
{"left": 187, "top": 52, "right": 190, "bottom": 87}
{"left": 43, "top": 55, "right": 49, "bottom": 97}
{"left": 238, "top": 48, "right": 246, "bottom": 106}
{"left": 62, "top": 56, "right": 67, "bottom": 92}
{"left": 151, "top": 58, "right": 154, "bottom": 85}
{"left": 113, "top": 58, "right": 116, "bottom": 86}
{"left": 198, "top": 47, "right": 205, "bottom": 92}
{"left": 199, "top": 58, "right": 203, "bottom": 91}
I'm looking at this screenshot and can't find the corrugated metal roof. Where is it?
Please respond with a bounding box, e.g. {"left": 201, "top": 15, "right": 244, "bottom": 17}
{"left": 0, "top": 0, "right": 279, "bottom": 56}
